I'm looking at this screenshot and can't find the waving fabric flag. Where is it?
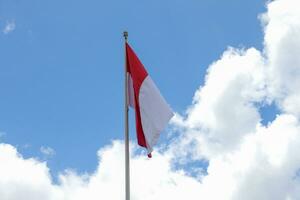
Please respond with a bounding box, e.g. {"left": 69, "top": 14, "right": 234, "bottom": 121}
{"left": 126, "top": 42, "right": 174, "bottom": 157}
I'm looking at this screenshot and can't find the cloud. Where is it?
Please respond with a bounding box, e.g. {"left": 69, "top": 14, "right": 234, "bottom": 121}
{"left": 1, "top": 0, "right": 300, "bottom": 199}
{"left": 262, "top": 0, "right": 300, "bottom": 117}
{"left": 40, "top": 146, "right": 56, "bottom": 157}
{"left": 0, "top": 142, "right": 203, "bottom": 200}
{"left": 2, "top": 20, "right": 16, "bottom": 34}
{"left": 168, "top": 0, "right": 300, "bottom": 199}
{"left": 0, "top": 143, "right": 59, "bottom": 200}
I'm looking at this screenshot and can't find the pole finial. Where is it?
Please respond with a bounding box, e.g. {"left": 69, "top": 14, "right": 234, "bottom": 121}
{"left": 123, "top": 31, "right": 128, "bottom": 41}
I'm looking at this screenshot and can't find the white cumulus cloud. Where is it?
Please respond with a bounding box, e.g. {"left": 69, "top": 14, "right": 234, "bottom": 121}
{"left": 1, "top": 0, "right": 300, "bottom": 199}
{"left": 0, "top": 141, "right": 203, "bottom": 200}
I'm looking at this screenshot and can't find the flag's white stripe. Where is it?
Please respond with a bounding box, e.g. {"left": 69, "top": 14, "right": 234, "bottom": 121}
{"left": 127, "top": 73, "right": 135, "bottom": 108}
{"left": 139, "top": 76, "right": 174, "bottom": 153}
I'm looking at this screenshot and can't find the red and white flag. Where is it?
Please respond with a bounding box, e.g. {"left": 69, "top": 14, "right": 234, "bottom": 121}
{"left": 126, "top": 42, "right": 174, "bottom": 157}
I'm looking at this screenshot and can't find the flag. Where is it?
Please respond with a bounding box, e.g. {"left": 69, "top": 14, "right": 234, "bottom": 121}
{"left": 126, "top": 42, "right": 174, "bottom": 158}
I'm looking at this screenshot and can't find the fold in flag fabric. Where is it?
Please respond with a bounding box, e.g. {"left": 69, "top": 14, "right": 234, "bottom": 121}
{"left": 126, "top": 42, "right": 174, "bottom": 158}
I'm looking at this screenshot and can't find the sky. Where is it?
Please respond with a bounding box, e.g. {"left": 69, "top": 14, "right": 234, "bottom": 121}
{"left": 1, "top": 0, "right": 300, "bottom": 199}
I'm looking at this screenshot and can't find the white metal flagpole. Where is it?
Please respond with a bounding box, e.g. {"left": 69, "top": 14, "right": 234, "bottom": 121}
{"left": 123, "top": 31, "right": 130, "bottom": 200}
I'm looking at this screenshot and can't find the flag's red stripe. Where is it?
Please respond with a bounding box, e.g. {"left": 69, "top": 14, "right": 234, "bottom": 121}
{"left": 126, "top": 43, "right": 148, "bottom": 148}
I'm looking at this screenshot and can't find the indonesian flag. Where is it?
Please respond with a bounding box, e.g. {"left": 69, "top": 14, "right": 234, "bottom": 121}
{"left": 126, "top": 42, "right": 174, "bottom": 157}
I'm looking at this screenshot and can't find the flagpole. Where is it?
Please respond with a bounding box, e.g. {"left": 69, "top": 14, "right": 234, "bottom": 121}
{"left": 123, "top": 31, "right": 130, "bottom": 200}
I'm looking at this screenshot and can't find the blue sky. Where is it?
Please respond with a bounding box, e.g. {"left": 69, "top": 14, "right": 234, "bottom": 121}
{"left": 0, "top": 0, "right": 271, "bottom": 176}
